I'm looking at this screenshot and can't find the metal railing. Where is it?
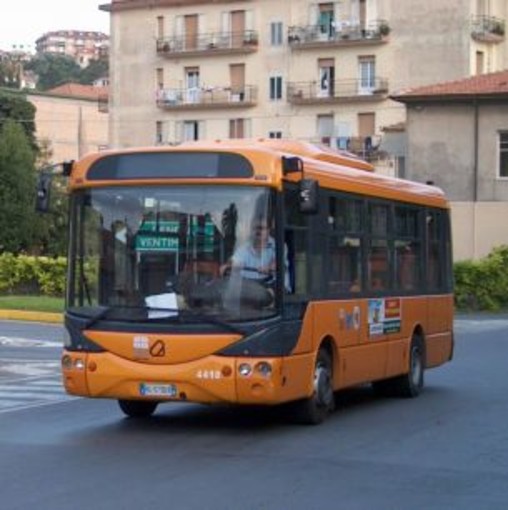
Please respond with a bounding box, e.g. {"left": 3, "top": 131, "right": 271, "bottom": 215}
{"left": 471, "top": 15, "right": 505, "bottom": 42}
{"left": 287, "top": 78, "right": 389, "bottom": 103}
{"left": 288, "top": 19, "right": 390, "bottom": 47}
{"left": 312, "top": 135, "right": 383, "bottom": 161}
{"left": 156, "top": 30, "right": 259, "bottom": 55}
{"left": 156, "top": 85, "right": 258, "bottom": 109}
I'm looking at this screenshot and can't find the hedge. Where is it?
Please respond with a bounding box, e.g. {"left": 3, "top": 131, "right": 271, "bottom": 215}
{"left": 454, "top": 245, "right": 508, "bottom": 311}
{"left": 0, "top": 253, "right": 66, "bottom": 297}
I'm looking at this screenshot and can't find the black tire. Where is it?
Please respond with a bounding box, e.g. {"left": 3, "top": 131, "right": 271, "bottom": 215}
{"left": 392, "top": 334, "right": 425, "bottom": 398}
{"left": 118, "top": 399, "right": 158, "bottom": 418}
{"left": 291, "top": 347, "right": 335, "bottom": 425}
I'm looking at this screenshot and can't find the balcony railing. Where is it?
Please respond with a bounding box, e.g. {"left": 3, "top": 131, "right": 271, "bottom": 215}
{"left": 288, "top": 19, "right": 390, "bottom": 49}
{"left": 156, "top": 85, "right": 258, "bottom": 110}
{"left": 313, "top": 135, "right": 383, "bottom": 162}
{"left": 156, "top": 30, "right": 259, "bottom": 57}
{"left": 287, "top": 79, "right": 389, "bottom": 104}
{"left": 471, "top": 15, "right": 505, "bottom": 43}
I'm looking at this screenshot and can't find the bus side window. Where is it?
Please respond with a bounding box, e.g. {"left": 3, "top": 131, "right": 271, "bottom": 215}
{"left": 368, "top": 243, "right": 389, "bottom": 291}
{"left": 398, "top": 244, "right": 416, "bottom": 290}
{"left": 367, "top": 203, "right": 390, "bottom": 292}
{"left": 327, "top": 196, "right": 363, "bottom": 295}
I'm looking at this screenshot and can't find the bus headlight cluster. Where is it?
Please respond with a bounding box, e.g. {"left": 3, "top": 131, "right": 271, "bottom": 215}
{"left": 238, "top": 363, "right": 252, "bottom": 377}
{"left": 255, "top": 362, "right": 272, "bottom": 377}
{"left": 237, "top": 362, "right": 272, "bottom": 378}
{"left": 61, "top": 355, "right": 85, "bottom": 371}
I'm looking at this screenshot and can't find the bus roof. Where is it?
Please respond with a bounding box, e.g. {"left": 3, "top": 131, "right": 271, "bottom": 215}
{"left": 71, "top": 139, "right": 448, "bottom": 209}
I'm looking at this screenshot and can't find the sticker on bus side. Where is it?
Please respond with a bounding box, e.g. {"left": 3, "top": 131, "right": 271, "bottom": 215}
{"left": 339, "top": 306, "right": 361, "bottom": 331}
{"left": 368, "top": 298, "right": 401, "bottom": 336}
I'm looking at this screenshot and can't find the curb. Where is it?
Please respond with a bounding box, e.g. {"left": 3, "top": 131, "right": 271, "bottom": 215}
{"left": 0, "top": 310, "right": 63, "bottom": 324}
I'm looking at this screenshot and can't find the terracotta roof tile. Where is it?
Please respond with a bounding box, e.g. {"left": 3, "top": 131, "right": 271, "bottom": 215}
{"left": 46, "top": 82, "right": 108, "bottom": 100}
{"left": 392, "top": 70, "right": 508, "bottom": 100}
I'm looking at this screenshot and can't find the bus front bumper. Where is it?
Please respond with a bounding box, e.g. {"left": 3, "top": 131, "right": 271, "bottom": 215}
{"left": 61, "top": 349, "right": 313, "bottom": 406}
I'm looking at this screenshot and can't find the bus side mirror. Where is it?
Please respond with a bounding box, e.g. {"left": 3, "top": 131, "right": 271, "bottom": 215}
{"left": 299, "top": 179, "right": 319, "bottom": 214}
{"left": 35, "top": 172, "right": 52, "bottom": 213}
{"left": 282, "top": 156, "right": 304, "bottom": 175}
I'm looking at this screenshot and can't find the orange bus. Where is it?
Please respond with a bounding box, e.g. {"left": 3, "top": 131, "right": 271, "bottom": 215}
{"left": 55, "top": 139, "right": 453, "bottom": 424}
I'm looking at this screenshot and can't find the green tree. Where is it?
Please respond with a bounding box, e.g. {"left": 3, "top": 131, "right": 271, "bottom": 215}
{"left": 77, "top": 57, "right": 109, "bottom": 85}
{"left": 25, "top": 53, "right": 81, "bottom": 91}
{"left": 0, "top": 119, "right": 37, "bottom": 253}
{"left": 0, "top": 90, "right": 37, "bottom": 149}
{"left": 0, "top": 60, "right": 21, "bottom": 89}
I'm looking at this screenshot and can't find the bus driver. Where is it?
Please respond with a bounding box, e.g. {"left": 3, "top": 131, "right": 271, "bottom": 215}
{"left": 221, "top": 220, "right": 291, "bottom": 293}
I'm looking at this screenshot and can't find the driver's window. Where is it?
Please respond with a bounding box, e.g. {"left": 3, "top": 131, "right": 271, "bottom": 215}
{"left": 283, "top": 184, "right": 309, "bottom": 297}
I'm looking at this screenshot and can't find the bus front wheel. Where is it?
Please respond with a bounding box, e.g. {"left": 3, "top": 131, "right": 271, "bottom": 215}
{"left": 292, "top": 347, "right": 335, "bottom": 425}
{"left": 118, "top": 399, "right": 158, "bottom": 418}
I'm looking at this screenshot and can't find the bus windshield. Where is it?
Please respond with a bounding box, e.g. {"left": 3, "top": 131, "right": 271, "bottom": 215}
{"left": 68, "top": 185, "right": 278, "bottom": 322}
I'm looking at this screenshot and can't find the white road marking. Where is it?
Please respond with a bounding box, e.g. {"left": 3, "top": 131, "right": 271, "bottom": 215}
{"left": 0, "top": 336, "right": 75, "bottom": 413}
{"left": 0, "top": 359, "right": 60, "bottom": 377}
{"left": 0, "top": 375, "right": 77, "bottom": 414}
{"left": 0, "top": 336, "right": 61, "bottom": 348}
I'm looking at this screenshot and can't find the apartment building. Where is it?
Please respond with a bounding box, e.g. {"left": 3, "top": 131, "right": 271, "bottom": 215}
{"left": 101, "top": 0, "right": 508, "bottom": 174}
{"left": 35, "top": 30, "right": 109, "bottom": 67}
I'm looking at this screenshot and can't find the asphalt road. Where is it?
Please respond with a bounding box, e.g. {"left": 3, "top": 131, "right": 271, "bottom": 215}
{"left": 0, "top": 317, "right": 507, "bottom": 510}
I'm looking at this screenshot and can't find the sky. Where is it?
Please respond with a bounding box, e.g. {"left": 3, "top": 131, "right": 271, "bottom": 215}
{"left": 0, "top": 0, "right": 110, "bottom": 52}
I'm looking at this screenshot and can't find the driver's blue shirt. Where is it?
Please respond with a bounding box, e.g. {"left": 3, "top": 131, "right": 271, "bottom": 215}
{"left": 232, "top": 238, "right": 291, "bottom": 291}
{"left": 232, "top": 237, "right": 276, "bottom": 280}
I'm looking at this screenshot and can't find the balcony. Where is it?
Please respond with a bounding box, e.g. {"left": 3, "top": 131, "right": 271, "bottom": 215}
{"left": 288, "top": 19, "right": 390, "bottom": 50}
{"left": 156, "top": 30, "right": 259, "bottom": 58}
{"left": 313, "top": 135, "right": 383, "bottom": 162}
{"left": 471, "top": 15, "right": 505, "bottom": 43}
{"left": 287, "top": 79, "right": 389, "bottom": 105}
{"left": 156, "top": 85, "right": 258, "bottom": 110}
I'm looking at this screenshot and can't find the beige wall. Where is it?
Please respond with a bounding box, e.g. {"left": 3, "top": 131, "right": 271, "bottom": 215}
{"left": 452, "top": 202, "right": 508, "bottom": 261}
{"left": 28, "top": 93, "right": 109, "bottom": 163}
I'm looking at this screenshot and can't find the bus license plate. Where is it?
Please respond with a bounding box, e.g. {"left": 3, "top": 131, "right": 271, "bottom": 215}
{"left": 139, "top": 383, "right": 177, "bottom": 398}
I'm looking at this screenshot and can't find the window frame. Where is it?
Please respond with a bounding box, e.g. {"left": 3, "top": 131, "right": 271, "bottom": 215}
{"left": 498, "top": 131, "right": 508, "bottom": 179}
{"left": 269, "top": 74, "right": 283, "bottom": 101}
{"left": 270, "top": 21, "right": 283, "bottom": 46}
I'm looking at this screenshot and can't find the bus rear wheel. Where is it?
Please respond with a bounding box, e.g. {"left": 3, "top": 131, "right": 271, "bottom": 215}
{"left": 394, "top": 334, "right": 425, "bottom": 397}
{"left": 373, "top": 334, "right": 425, "bottom": 398}
{"left": 118, "top": 399, "right": 158, "bottom": 418}
{"left": 292, "top": 347, "right": 335, "bottom": 425}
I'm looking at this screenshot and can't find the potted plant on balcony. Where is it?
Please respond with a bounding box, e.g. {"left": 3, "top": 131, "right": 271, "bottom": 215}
{"left": 243, "top": 31, "right": 258, "bottom": 46}
{"left": 379, "top": 22, "right": 390, "bottom": 37}
{"left": 492, "top": 21, "right": 505, "bottom": 36}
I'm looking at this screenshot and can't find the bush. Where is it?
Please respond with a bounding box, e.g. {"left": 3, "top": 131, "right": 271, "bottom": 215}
{"left": 454, "top": 245, "right": 508, "bottom": 311}
{"left": 0, "top": 253, "right": 66, "bottom": 297}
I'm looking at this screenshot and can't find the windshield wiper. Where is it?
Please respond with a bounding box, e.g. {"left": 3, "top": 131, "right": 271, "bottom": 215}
{"left": 80, "top": 305, "right": 113, "bottom": 329}
{"left": 78, "top": 305, "right": 146, "bottom": 329}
